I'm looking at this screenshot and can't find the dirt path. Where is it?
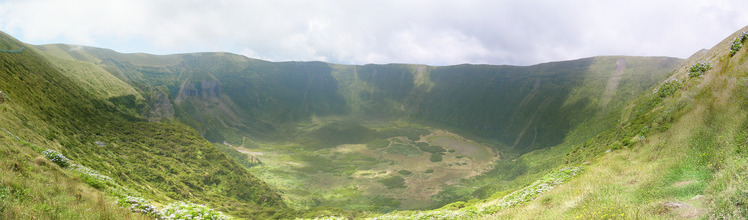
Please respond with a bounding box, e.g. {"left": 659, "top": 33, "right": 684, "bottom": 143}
{"left": 602, "top": 58, "right": 627, "bottom": 107}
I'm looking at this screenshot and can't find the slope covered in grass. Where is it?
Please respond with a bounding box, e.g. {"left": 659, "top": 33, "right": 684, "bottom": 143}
{"left": 0, "top": 31, "right": 289, "bottom": 219}
{"left": 367, "top": 26, "right": 748, "bottom": 220}
{"left": 484, "top": 26, "right": 748, "bottom": 220}
{"left": 6, "top": 23, "right": 730, "bottom": 218}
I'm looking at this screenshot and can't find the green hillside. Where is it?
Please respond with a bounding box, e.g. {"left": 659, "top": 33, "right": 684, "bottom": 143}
{"left": 0, "top": 32, "right": 289, "bottom": 219}
{"left": 31, "top": 41, "right": 684, "bottom": 214}
{"left": 371, "top": 26, "right": 748, "bottom": 220}
{"left": 5, "top": 23, "right": 747, "bottom": 219}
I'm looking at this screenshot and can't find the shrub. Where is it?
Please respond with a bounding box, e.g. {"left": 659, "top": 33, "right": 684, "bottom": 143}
{"left": 367, "top": 139, "right": 390, "bottom": 150}
{"left": 653, "top": 79, "right": 682, "bottom": 98}
{"left": 68, "top": 164, "right": 116, "bottom": 189}
{"left": 397, "top": 170, "right": 412, "bottom": 175}
{"left": 371, "top": 196, "right": 401, "bottom": 210}
{"left": 689, "top": 60, "right": 712, "bottom": 77}
{"left": 416, "top": 143, "right": 446, "bottom": 154}
{"left": 430, "top": 153, "right": 444, "bottom": 162}
{"left": 117, "top": 196, "right": 161, "bottom": 217}
{"left": 41, "top": 149, "right": 70, "bottom": 168}
{"left": 377, "top": 176, "right": 406, "bottom": 189}
{"left": 610, "top": 141, "right": 623, "bottom": 150}
{"left": 729, "top": 31, "right": 748, "bottom": 56}
{"left": 161, "top": 201, "right": 231, "bottom": 220}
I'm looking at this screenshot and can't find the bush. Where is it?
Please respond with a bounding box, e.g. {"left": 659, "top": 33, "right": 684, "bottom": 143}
{"left": 689, "top": 60, "right": 712, "bottom": 77}
{"left": 117, "top": 196, "right": 161, "bottom": 217}
{"left": 68, "top": 164, "right": 116, "bottom": 189}
{"left": 653, "top": 79, "right": 682, "bottom": 99}
{"left": 430, "top": 153, "right": 444, "bottom": 162}
{"left": 416, "top": 143, "right": 446, "bottom": 154}
{"left": 161, "top": 201, "right": 231, "bottom": 220}
{"left": 41, "top": 149, "right": 70, "bottom": 168}
{"left": 367, "top": 139, "right": 390, "bottom": 150}
{"left": 610, "top": 141, "right": 623, "bottom": 150}
{"left": 377, "top": 176, "right": 406, "bottom": 189}
{"left": 397, "top": 170, "right": 412, "bottom": 175}
{"left": 730, "top": 31, "right": 748, "bottom": 56}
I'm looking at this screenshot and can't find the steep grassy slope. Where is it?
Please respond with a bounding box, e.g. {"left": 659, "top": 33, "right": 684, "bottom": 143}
{"left": 0, "top": 32, "right": 289, "bottom": 219}
{"left": 369, "top": 26, "right": 748, "bottom": 220}
{"left": 482, "top": 26, "right": 748, "bottom": 220}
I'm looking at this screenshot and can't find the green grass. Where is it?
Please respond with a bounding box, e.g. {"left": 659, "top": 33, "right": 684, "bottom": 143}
{"left": 0, "top": 31, "right": 291, "bottom": 218}
{"left": 8, "top": 23, "right": 742, "bottom": 220}
{"left": 298, "top": 26, "right": 748, "bottom": 220}
{"left": 31, "top": 36, "right": 682, "bottom": 215}
{"left": 476, "top": 26, "right": 748, "bottom": 220}
{"left": 0, "top": 138, "right": 150, "bottom": 219}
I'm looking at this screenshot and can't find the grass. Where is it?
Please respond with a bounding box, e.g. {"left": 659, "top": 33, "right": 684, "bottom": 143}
{"left": 0, "top": 135, "right": 150, "bottom": 219}
{"left": 0, "top": 31, "right": 291, "bottom": 218}
{"left": 30, "top": 35, "right": 682, "bottom": 216}
{"left": 3, "top": 25, "right": 738, "bottom": 219}
{"left": 478, "top": 26, "right": 748, "bottom": 220}
{"left": 298, "top": 26, "right": 748, "bottom": 220}
{"left": 2, "top": 122, "right": 235, "bottom": 219}
{"left": 366, "top": 166, "right": 584, "bottom": 220}
{"left": 242, "top": 123, "right": 500, "bottom": 214}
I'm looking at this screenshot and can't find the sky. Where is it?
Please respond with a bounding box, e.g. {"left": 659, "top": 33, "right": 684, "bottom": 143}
{"left": 0, "top": 0, "right": 747, "bottom": 66}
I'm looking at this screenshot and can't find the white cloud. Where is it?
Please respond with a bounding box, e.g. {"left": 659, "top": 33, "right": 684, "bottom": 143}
{"left": 1, "top": 0, "right": 747, "bottom": 65}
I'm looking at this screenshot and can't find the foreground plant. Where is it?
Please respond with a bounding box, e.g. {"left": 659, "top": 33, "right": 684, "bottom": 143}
{"left": 688, "top": 60, "right": 711, "bottom": 78}
{"left": 161, "top": 201, "right": 232, "bottom": 220}
{"left": 68, "top": 164, "right": 117, "bottom": 189}
{"left": 730, "top": 31, "right": 748, "bottom": 56}
{"left": 41, "top": 149, "right": 70, "bottom": 168}
{"left": 118, "top": 196, "right": 161, "bottom": 217}
{"left": 653, "top": 79, "right": 682, "bottom": 98}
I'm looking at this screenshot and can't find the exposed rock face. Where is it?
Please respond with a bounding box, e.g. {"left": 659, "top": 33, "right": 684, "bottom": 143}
{"left": 147, "top": 88, "right": 174, "bottom": 121}
{"left": 177, "top": 80, "right": 222, "bottom": 102}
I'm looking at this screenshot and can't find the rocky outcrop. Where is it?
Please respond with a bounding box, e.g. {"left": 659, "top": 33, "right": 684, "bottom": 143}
{"left": 176, "top": 80, "right": 222, "bottom": 103}
{"left": 147, "top": 88, "right": 174, "bottom": 121}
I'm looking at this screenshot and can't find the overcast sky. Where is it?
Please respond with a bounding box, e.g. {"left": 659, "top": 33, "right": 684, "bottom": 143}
{"left": 1, "top": 0, "right": 747, "bottom": 66}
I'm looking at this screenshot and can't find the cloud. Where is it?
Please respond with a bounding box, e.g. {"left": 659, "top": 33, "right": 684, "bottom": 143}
{"left": 1, "top": 0, "right": 747, "bottom": 65}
